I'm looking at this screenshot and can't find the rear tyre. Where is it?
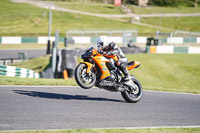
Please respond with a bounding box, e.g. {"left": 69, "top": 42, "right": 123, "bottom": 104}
{"left": 75, "top": 63, "right": 96, "bottom": 89}
{"left": 121, "top": 78, "right": 142, "bottom": 103}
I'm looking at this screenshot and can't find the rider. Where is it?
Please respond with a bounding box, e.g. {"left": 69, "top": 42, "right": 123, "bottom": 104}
{"left": 97, "top": 36, "right": 132, "bottom": 85}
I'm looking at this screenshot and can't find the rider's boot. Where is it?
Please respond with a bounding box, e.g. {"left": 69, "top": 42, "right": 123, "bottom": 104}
{"left": 118, "top": 64, "right": 133, "bottom": 86}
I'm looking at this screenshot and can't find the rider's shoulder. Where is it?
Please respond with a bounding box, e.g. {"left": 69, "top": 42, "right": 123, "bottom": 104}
{"left": 109, "top": 42, "right": 117, "bottom": 46}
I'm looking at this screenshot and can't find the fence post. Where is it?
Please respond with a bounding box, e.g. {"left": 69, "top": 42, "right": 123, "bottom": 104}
{"left": 64, "top": 37, "right": 68, "bottom": 47}
{"left": 46, "top": 40, "right": 51, "bottom": 54}
{"left": 47, "top": 5, "right": 53, "bottom": 55}
{"left": 52, "top": 30, "right": 59, "bottom": 78}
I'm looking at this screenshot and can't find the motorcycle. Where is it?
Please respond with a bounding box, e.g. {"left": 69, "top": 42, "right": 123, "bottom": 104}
{"left": 74, "top": 45, "right": 142, "bottom": 103}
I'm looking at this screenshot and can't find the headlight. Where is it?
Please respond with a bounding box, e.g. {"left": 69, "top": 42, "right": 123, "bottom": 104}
{"left": 81, "top": 51, "right": 93, "bottom": 59}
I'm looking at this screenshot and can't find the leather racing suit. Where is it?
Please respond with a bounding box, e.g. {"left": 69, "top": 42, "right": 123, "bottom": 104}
{"left": 98, "top": 42, "right": 130, "bottom": 80}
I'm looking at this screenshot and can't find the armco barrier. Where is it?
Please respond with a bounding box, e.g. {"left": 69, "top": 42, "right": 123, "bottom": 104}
{"left": 1, "top": 36, "right": 200, "bottom": 44}
{"left": 0, "top": 65, "right": 40, "bottom": 78}
{"left": 146, "top": 46, "right": 200, "bottom": 54}
{"left": 156, "top": 45, "right": 174, "bottom": 54}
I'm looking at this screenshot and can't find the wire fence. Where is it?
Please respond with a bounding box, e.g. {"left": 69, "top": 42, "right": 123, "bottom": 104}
{"left": 155, "top": 30, "right": 200, "bottom": 46}
{"left": 66, "top": 30, "right": 138, "bottom": 46}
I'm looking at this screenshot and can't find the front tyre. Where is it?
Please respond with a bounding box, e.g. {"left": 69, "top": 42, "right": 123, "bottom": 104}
{"left": 121, "top": 78, "right": 142, "bottom": 103}
{"left": 75, "top": 63, "right": 96, "bottom": 89}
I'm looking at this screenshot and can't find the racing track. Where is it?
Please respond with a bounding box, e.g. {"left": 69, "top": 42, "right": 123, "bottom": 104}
{"left": 0, "top": 49, "right": 46, "bottom": 59}
{"left": 0, "top": 86, "right": 200, "bottom": 131}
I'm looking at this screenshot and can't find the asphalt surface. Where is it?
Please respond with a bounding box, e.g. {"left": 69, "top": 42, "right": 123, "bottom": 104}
{"left": 0, "top": 49, "right": 46, "bottom": 59}
{"left": 0, "top": 86, "right": 200, "bottom": 131}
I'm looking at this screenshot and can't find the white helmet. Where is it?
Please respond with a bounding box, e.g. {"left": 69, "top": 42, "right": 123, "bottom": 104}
{"left": 97, "top": 36, "right": 109, "bottom": 50}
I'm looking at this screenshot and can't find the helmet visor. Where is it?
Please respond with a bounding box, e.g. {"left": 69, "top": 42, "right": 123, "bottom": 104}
{"left": 97, "top": 43, "right": 103, "bottom": 50}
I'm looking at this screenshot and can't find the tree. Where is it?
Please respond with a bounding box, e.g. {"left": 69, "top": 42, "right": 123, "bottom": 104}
{"left": 193, "top": 0, "right": 200, "bottom": 8}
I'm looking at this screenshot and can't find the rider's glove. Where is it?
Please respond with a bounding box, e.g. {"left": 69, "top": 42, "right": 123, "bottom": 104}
{"left": 103, "top": 51, "right": 113, "bottom": 56}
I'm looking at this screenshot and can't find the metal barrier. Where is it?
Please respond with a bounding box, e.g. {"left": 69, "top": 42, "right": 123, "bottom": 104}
{"left": 0, "top": 58, "right": 24, "bottom": 65}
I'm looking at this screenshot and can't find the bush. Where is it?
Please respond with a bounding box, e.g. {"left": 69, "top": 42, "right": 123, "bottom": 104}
{"left": 123, "top": 0, "right": 200, "bottom": 7}
{"left": 149, "top": 0, "right": 200, "bottom": 7}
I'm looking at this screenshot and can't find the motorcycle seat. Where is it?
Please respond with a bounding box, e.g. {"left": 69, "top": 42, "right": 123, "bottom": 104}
{"left": 127, "top": 61, "right": 135, "bottom": 67}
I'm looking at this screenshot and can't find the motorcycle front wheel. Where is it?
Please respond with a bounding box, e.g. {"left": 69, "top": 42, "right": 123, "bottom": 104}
{"left": 75, "top": 63, "right": 96, "bottom": 89}
{"left": 121, "top": 78, "right": 142, "bottom": 103}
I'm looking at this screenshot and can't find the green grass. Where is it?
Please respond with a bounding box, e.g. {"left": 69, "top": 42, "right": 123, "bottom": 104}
{"left": 12, "top": 55, "right": 51, "bottom": 73}
{"left": 127, "top": 5, "right": 200, "bottom": 14}
{"left": 0, "top": 43, "right": 90, "bottom": 50}
{"left": 55, "top": 2, "right": 125, "bottom": 14}
{"left": 0, "top": 44, "right": 50, "bottom": 50}
{"left": 141, "top": 17, "right": 200, "bottom": 32}
{"left": 0, "top": 43, "right": 67, "bottom": 50}
{"left": 0, "top": 76, "right": 77, "bottom": 86}
{"left": 127, "top": 54, "right": 200, "bottom": 94}
{"left": 0, "top": 127, "right": 200, "bottom": 133}
{"left": 0, "top": 0, "right": 165, "bottom": 36}
{"left": 1, "top": 54, "right": 200, "bottom": 94}
{"left": 0, "top": 43, "right": 93, "bottom": 50}
{"left": 1, "top": 0, "right": 200, "bottom": 36}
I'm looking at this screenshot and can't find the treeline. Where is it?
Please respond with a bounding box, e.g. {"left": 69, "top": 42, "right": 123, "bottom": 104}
{"left": 151, "top": 0, "right": 200, "bottom": 7}
{"left": 129, "top": 0, "right": 200, "bottom": 7}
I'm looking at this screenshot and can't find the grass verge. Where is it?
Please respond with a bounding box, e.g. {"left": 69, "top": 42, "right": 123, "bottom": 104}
{"left": 1, "top": 54, "right": 200, "bottom": 94}
{"left": 0, "top": 43, "right": 92, "bottom": 50}
{"left": 12, "top": 55, "right": 51, "bottom": 73}
{"left": 0, "top": 76, "right": 77, "bottom": 86}
{"left": 55, "top": 2, "right": 125, "bottom": 14}
{"left": 141, "top": 17, "right": 200, "bottom": 32}
{"left": 0, "top": 43, "right": 66, "bottom": 50}
{"left": 0, "top": 127, "right": 200, "bottom": 133}
{"left": 127, "top": 5, "right": 200, "bottom": 14}
{"left": 127, "top": 54, "right": 200, "bottom": 94}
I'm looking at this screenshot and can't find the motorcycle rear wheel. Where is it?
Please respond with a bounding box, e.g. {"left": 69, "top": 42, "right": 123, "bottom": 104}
{"left": 121, "top": 78, "right": 142, "bottom": 103}
{"left": 75, "top": 63, "right": 96, "bottom": 89}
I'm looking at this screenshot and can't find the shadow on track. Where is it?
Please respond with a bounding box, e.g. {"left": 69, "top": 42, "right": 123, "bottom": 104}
{"left": 13, "top": 90, "right": 124, "bottom": 103}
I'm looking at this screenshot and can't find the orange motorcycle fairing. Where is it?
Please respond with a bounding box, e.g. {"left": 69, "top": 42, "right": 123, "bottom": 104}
{"left": 81, "top": 62, "right": 94, "bottom": 74}
{"left": 126, "top": 61, "right": 141, "bottom": 70}
{"left": 92, "top": 54, "right": 111, "bottom": 80}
